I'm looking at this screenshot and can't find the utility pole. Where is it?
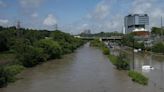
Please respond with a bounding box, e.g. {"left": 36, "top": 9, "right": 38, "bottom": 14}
{"left": 160, "top": 16, "right": 163, "bottom": 42}
{"left": 16, "top": 21, "right": 20, "bottom": 30}
{"left": 16, "top": 21, "right": 21, "bottom": 37}
{"left": 161, "top": 16, "right": 163, "bottom": 36}
{"left": 54, "top": 24, "right": 58, "bottom": 31}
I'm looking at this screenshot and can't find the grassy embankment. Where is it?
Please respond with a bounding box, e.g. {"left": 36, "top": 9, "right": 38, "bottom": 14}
{"left": 90, "top": 39, "right": 110, "bottom": 55}
{"left": 108, "top": 54, "right": 148, "bottom": 85}
{"left": 0, "top": 65, "right": 25, "bottom": 87}
{"left": 108, "top": 54, "right": 117, "bottom": 65}
{"left": 128, "top": 71, "right": 148, "bottom": 85}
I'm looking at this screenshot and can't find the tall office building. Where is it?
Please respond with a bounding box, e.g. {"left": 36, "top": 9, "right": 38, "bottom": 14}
{"left": 124, "top": 14, "right": 149, "bottom": 34}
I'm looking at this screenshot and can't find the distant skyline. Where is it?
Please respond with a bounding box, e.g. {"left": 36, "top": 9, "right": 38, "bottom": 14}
{"left": 0, "top": 0, "right": 164, "bottom": 34}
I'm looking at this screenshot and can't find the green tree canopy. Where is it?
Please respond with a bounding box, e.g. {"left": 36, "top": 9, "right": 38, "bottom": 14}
{"left": 36, "top": 39, "right": 62, "bottom": 59}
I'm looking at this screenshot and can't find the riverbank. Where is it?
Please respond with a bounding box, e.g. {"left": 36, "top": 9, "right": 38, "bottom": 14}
{"left": 0, "top": 27, "right": 85, "bottom": 88}
{"left": 0, "top": 42, "right": 85, "bottom": 88}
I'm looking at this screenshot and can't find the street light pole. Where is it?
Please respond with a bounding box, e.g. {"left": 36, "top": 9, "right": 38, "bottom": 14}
{"left": 132, "top": 38, "right": 135, "bottom": 70}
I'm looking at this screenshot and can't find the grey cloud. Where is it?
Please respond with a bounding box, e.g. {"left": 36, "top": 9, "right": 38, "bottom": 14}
{"left": 87, "top": 0, "right": 110, "bottom": 21}
{"left": 0, "top": 19, "right": 9, "bottom": 26}
{"left": 0, "top": 0, "right": 7, "bottom": 7}
{"left": 43, "top": 14, "right": 57, "bottom": 26}
{"left": 19, "top": 0, "right": 44, "bottom": 8}
{"left": 18, "top": 0, "right": 44, "bottom": 18}
{"left": 131, "top": 0, "right": 164, "bottom": 27}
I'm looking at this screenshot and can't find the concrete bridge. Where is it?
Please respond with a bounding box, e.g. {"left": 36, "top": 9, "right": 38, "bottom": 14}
{"left": 74, "top": 36, "right": 122, "bottom": 41}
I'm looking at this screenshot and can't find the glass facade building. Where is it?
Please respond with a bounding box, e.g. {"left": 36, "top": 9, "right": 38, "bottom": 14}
{"left": 124, "top": 14, "right": 149, "bottom": 34}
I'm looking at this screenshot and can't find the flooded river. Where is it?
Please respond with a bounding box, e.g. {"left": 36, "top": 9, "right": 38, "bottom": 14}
{"left": 0, "top": 43, "right": 163, "bottom": 92}
{"left": 112, "top": 46, "right": 164, "bottom": 92}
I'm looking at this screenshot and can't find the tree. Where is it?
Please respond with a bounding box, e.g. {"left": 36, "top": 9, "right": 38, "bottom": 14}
{"left": 102, "top": 47, "right": 110, "bottom": 55}
{"left": 121, "top": 34, "right": 134, "bottom": 47}
{"left": 152, "top": 42, "right": 164, "bottom": 54}
{"left": 23, "top": 30, "right": 45, "bottom": 44}
{"left": 0, "top": 32, "right": 9, "bottom": 52}
{"left": 36, "top": 39, "right": 62, "bottom": 59}
{"left": 115, "top": 54, "right": 130, "bottom": 70}
{"left": 13, "top": 39, "right": 47, "bottom": 67}
{"left": 151, "top": 27, "right": 164, "bottom": 35}
{"left": 51, "top": 30, "right": 84, "bottom": 54}
{"left": 0, "top": 26, "right": 3, "bottom": 31}
{"left": 16, "top": 45, "right": 47, "bottom": 67}
{"left": 134, "top": 42, "right": 145, "bottom": 49}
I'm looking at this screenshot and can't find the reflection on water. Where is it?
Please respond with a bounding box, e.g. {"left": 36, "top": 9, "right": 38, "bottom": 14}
{"left": 112, "top": 48, "right": 164, "bottom": 91}
{"left": 0, "top": 43, "right": 163, "bottom": 92}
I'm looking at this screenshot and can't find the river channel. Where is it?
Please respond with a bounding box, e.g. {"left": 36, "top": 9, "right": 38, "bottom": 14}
{"left": 0, "top": 43, "right": 163, "bottom": 92}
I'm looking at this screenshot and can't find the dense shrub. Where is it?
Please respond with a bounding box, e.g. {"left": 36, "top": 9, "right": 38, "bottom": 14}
{"left": 90, "top": 39, "right": 105, "bottom": 47}
{"left": 152, "top": 42, "right": 164, "bottom": 54}
{"left": 58, "top": 41, "right": 74, "bottom": 54}
{"left": 121, "top": 34, "right": 145, "bottom": 50}
{"left": 151, "top": 27, "right": 164, "bottom": 35}
{"left": 102, "top": 47, "right": 110, "bottom": 55}
{"left": 0, "top": 65, "right": 24, "bottom": 88}
{"left": 51, "top": 30, "right": 84, "bottom": 54}
{"left": 108, "top": 54, "right": 117, "bottom": 65}
{"left": 16, "top": 45, "right": 47, "bottom": 67}
{"left": 90, "top": 39, "right": 110, "bottom": 55}
{"left": 115, "top": 54, "right": 129, "bottom": 70}
{"left": 108, "top": 54, "right": 129, "bottom": 70}
{"left": 0, "top": 32, "right": 9, "bottom": 52}
{"left": 4, "top": 65, "right": 24, "bottom": 76}
{"left": 128, "top": 70, "right": 148, "bottom": 85}
{"left": 121, "top": 34, "right": 134, "bottom": 47}
{"left": 0, "top": 27, "right": 85, "bottom": 87}
{"left": 36, "top": 39, "right": 62, "bottom": 59}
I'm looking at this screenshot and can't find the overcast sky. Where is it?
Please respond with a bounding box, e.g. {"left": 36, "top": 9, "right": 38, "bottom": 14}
{"left": 0, "top": 0, "right": 164, "bottom": 34}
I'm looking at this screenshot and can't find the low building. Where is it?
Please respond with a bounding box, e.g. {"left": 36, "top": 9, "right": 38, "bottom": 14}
{"left": 132, "top": 31, "right": 150, "bottom": 38}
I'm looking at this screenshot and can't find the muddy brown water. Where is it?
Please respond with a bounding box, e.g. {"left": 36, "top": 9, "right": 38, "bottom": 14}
{"left": 0, "top": 43, "right": 163, "bottom": 92}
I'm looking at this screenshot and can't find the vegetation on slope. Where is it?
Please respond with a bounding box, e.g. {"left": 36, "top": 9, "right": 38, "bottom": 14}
{"left": 128, "top": 70, "right": 148, "bottom": 85}
{"left": 108, "top": 54, "right": 129, "bottom": 70}
{"left": 90, "top": 39, "right": 147, "bottom": 85}
{"left": 0, "top": 26, "right": 85, "bottom": 87}
{"left": 0, "top": 65, "right": 25, "bottom": 87}
{"left": 90, "top": 39, "right": 110, "bottom": 55}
